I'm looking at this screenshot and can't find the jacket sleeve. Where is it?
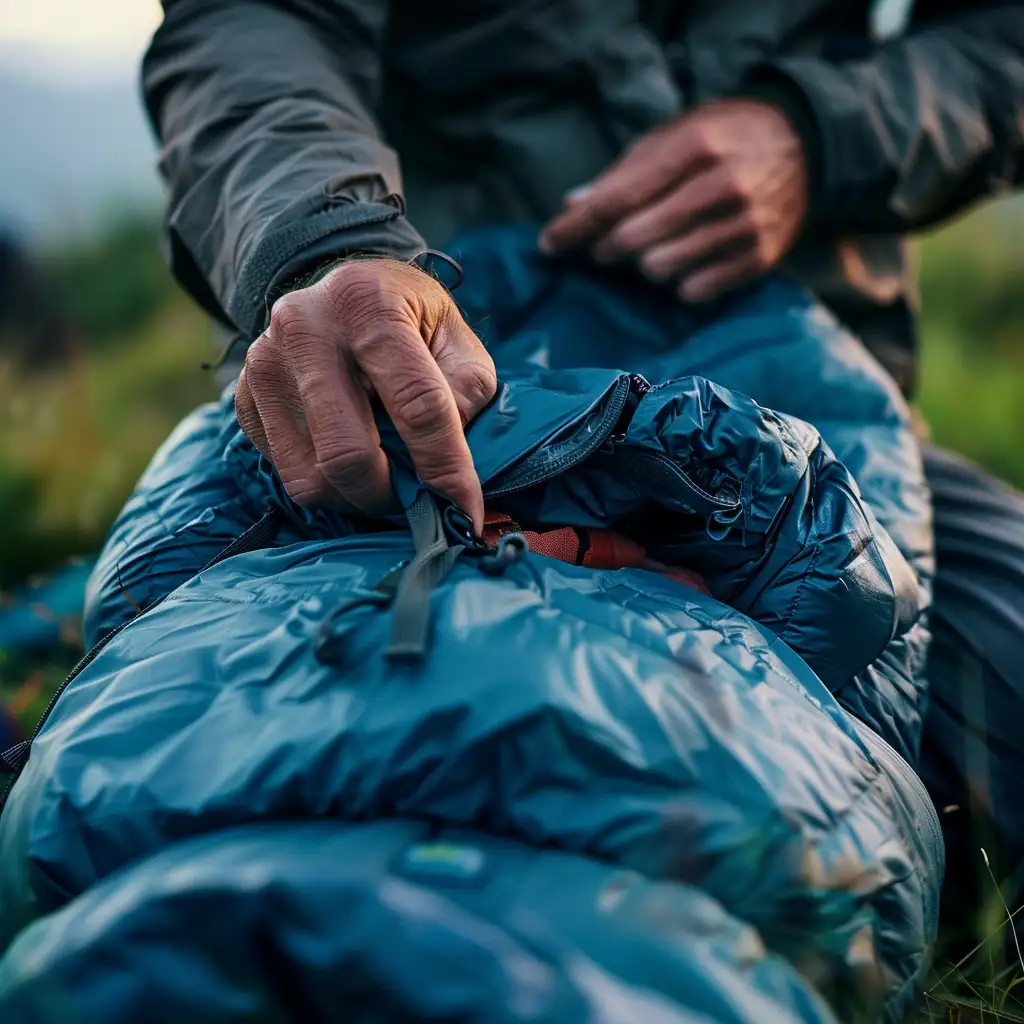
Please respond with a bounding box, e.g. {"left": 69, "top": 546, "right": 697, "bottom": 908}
{"left": 143, "top": 0, "right": 426, "bottom": 339}
{"left": 751, "top": 1, "right": 1024, "bottom": 234}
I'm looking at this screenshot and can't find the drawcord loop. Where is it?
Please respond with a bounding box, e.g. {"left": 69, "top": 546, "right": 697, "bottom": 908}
{"left": 315, "top": 493, "right": 528, "bottom": 665}
{"left": 312, "top": 559, "right": 409, "bottom": 662}
{"left": 410, "top": 249, "right": 465, "bottom": 291}
{"left": 478, "top": 533, "right": 529, "bottom": 576}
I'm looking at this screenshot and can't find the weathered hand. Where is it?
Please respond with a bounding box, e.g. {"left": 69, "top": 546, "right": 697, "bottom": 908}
{"left": 538, "top": 99, "right": 809, "bottom": 303}
{"left": 235, "top": 258, "right": 496, "bottom": 529}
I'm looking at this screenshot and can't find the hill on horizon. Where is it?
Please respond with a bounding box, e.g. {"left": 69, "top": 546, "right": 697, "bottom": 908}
{"left": 0, "top": 43, "right": 162, "bottom": 248}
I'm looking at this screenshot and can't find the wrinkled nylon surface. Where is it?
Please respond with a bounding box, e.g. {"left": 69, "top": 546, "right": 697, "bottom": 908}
{"left": 0, "top": 822, "right": 839, "bottom": 1024}
{"left": 0, "top": 227, "right": 939, "bottom": 1023}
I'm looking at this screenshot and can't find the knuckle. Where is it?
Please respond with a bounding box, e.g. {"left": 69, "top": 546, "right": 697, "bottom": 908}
{"left": 717, "top": 174, "right": 747, "bottom": 205}
{"left": 268, "top": 292, "right": 310, "bottom": 336}
{"left": 243, "top": 343, "right": 284, "bottom": 390}
{"left": 454, "top": 364, "right": 501, "bottom": 423}
{"left": 267, "top": 296, "right": 328, "bottom": 364}
{"left": 452, "top": 358, "right": 497, "bottom": 408}
{"left": 316, "top": 443, "right": 380, "bottom": 487}
{"left": 282, "top": 474, "right": 331, "bottom": 509}
{"left": 390, "top": 375, "right": 453, "bottom": 435}
{"left": 329, "top": 280, "right": 384, "bottom": 328}
{"left": 598, "top": 187, "right": 631, "bottom": 218}
{"left": 323, "top": 259, "right": 423, "bottom": 325}
{"left": 691, "top": 126, "right": 720, "bottom": 159}
{"left": 639, "top": 248, "right": 667, "bottom": 277}
{"left": 323, "top": 258, "right": 382, "bottom": 292}
{"left": 321, "top": 263, "right": 385, "bottom": 321}
{"left": 580, "top": 187, "right": 625, "bottom": 226}
{"left": 325, "top": 258, "right": 383, "bottom": 296}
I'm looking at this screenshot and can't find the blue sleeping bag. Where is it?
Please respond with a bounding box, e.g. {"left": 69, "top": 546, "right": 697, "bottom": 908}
{"left": 0, "top": 227, "right": 940, "bottom": 1023}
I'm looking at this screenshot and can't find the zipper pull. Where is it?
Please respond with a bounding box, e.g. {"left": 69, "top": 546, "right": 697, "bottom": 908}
{"left": 442, "top": 505, "right": 493, "bottom": 556}
{"left": 603, "top": 375, "right": 652, "bottom": 454}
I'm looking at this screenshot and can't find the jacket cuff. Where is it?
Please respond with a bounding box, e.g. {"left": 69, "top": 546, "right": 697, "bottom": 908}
{"left": 228, "top": 201, "right": 426, "bottom": 339}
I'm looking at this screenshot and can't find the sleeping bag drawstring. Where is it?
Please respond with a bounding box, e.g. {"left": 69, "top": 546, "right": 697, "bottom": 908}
{"left": 314, "top": 492, "right": 528, "bottom": 666}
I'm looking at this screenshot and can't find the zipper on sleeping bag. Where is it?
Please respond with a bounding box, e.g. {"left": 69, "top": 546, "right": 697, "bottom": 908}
{"left": 484, "top": 374, "right": 641, "bottom": 497}
{"left": 609, "top": 377, "right": 742, "bottom": 522}
{"left": 485, "top": 372, "right": 736, "bottom": 517}
{"left": 491, "top": 372, "right": 742, "bottom": 525}
{"left": 0, "top": 508, "right": 285, "bottom": 815}
{"left": 607, "top": 373, "right": 651, "bottom": 443}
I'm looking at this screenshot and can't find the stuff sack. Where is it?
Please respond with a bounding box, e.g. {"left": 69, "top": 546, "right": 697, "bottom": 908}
{"left": 0, "top": 229, "right": 939, "bottom": 1023}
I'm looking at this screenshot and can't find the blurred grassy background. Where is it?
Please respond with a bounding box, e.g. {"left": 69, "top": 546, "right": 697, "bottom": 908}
{"left": 915, "top": 204, "right": 1024, "bottom": 489}
{"left": 0, "top": 219, "right": 216, "bottom": 587}
{"left": 1, "top": 203, "right": 1021, "bottom": 592}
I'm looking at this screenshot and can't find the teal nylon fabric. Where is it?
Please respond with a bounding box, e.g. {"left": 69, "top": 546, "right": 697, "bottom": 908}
{"left": 0, "top": 226, "right": 939, "bottom": 1023}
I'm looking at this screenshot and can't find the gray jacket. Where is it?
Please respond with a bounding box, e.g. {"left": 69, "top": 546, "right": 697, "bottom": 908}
{"left": 143, "top": 0, "right": 1024, "bottom": 394}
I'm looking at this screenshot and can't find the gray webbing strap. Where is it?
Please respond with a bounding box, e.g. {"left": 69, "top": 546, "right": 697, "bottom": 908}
{"left": 385, "top": 492, "right": 464, "bottom": 660}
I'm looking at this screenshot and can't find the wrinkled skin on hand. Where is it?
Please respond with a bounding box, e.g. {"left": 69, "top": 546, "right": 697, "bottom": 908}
{"left": 539, "top": 99, "right": 809, "bottom": 303}
{"left": 235, "top": 259, "right": 497, "bottom": 529}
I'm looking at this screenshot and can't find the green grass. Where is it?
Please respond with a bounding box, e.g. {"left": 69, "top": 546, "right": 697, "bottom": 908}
{"left": 919, "top": 329, "right": 1024, "bottom": 490}
{"left": 0, "top": 289, "right": 216, "bottom": 584}
{"left": 919, "top": 869, "right": 1024, "bottom": 1023}
{"left": 915, "top": 208, "right": 1024, "bottom": 490}
{"left": 0, "top": 271, "right": 216, "bottom": 718}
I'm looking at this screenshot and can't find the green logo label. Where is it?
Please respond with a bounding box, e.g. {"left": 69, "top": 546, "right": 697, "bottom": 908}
{"left": 398, "top": 842, "right": 486, "bottom": 883}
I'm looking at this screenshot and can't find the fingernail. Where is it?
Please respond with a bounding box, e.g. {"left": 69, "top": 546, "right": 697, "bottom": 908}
{"left": 564, "top": 183, "right": 592, "bottom": 204}
{"left": 537, "top": 234, "right": 554, "bottom": 255}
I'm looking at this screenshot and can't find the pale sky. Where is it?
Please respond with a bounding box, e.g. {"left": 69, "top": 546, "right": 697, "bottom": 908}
{"left": 0, "top": 0, "right": 161, "bottom": 66}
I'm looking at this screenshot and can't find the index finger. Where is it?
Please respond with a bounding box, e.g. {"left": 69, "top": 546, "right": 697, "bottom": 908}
{"left": 538, "top": 122, "right": 705, "bottom": 254}
{"left": 355, "top": 323, "right": 485, "bottom": 530}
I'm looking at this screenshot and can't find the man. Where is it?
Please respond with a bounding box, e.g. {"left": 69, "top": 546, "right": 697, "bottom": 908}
{"left": 143, "top": 0, "right": 1024, "bottom": 918}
